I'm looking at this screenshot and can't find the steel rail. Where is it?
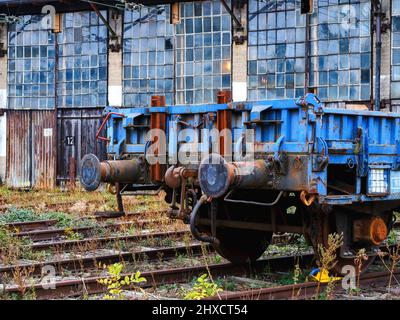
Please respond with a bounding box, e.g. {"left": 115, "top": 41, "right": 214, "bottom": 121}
{"left": 13, "top": 219, "right": 173, "bottom": 241}
{"left": 2, "top": 219, "right": 58, "bottom": 231}
{"left": 27, "top": 229, "right": 191, "bottom": 251}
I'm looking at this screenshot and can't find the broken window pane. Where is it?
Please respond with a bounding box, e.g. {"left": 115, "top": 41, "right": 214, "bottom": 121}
{"left": 123, "top": 5, "right": 174, "bottom": 106}
{"left": 7, "top": 15, "right": 56, "bottom": 109}
{"left": 248, "top": 0, "right": 306, "bottom": 100}
{"left": 175, "top": 1, "right": 232, "bottom": 104}
{"left": 309, "top": 0, "right": 371, "bottom": 101}
{"left": 58, "top": 11, "right": 108, "bottom": 108}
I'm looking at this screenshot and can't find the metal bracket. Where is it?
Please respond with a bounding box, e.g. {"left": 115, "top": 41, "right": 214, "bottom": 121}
{"left": 273, "top": 135, "right": 287, "bottom": 175}
{"left": 0, "top": 43, "right": 6, "bottom": 57}
{"left": 296, "top": 94, "right": 323, "bottom": 114}
{"left": 116, "top": 138, "right": 126, "bottom": 160}
{"left": 233, "top": 35, "right": 247, "bottom": 45}
{"left": 312, "top": 137, "right": 329, "bottom": 172}
{"left": 250, "top": 105, "right": 272, "bottom": 122}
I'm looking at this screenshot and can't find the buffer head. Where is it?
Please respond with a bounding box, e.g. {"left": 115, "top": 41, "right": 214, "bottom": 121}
{"left": 198, "top": 154, "right": 232, "bottom": 198}
{"left": 80, "top": 154, "right": 101, "bottom": 192}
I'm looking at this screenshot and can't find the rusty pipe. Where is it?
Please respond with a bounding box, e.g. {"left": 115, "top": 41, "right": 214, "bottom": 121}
{"left": 190, "top": 195, "right": 219, "bottom": 245}
{"left": 198, "top": 153, "right": 272, "bottom": 198}
{"left": 80, "top": 154, "right": 143, "bottom": 192}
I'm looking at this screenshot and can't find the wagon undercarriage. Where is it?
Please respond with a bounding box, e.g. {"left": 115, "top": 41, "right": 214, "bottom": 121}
{"left": 80, "top": 92, "right": 400, "bottom": 274}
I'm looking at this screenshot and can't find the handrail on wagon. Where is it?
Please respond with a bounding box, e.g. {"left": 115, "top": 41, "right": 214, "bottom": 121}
{"left": 96, "top": 112, "right": 125, "bottom": 142}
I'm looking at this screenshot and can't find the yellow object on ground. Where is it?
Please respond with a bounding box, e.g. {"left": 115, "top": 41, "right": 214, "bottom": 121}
{"left": 310, "top": 268, "right": 342, "bottom": 283}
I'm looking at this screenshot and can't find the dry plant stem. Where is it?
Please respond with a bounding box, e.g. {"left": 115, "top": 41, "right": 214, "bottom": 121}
{"left": 315, "top": 233, "right": 344, "bottom": 299}
{"left": 200, "top": 243, "right": 222, "bottom": 300}
{"left": 387, "top": 244, "right": 400, "bottom": 289}
{"left": 377, "top": 246, "right": 400, "bottom": 289}
{"left": 13, "top": 265, "right": 35, "bottom": 299}
{"left": 354, "top": 248, "right": 368, "bottom": 294}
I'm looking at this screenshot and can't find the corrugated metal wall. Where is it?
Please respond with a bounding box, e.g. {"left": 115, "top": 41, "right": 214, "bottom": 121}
{"left": 0, "top": 113, "right": 6, "bottom": 183}
{"left": 6, "top": 110, "right": 56, "bottom": 189}
{"left": 57, "top": 108, "right": 106, "bottom": 184}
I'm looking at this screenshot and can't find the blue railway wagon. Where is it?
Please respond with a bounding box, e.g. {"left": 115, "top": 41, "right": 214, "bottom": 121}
{"left": 80, "top": 93, "right": 400, "bottom": 273}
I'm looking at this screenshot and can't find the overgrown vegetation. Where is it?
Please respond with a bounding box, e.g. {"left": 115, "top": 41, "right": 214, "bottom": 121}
{"left": 0, "top": 226, "right": 41, "bottom": 263}
{"left": 0, "top": 208, "right": 97, "bottom": 229}
{"left": 0, "top": 186, "right": 168, "bottom": 215}
{"left": 314, "top": 233, "right": 344, "bottom": 300}
{"left": 0, "top": 208, "right": 39, "bottom": 224}
{"left": 97, "top": 263, "right": 147, "bottom": 300}
{"left": 183, "top": 274, "right": 223, "bottom": 300}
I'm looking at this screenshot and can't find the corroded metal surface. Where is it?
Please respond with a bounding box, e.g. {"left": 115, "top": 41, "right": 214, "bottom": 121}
{"left": 57, "top": 108, "right": 106, "bottom": 185}
{"left": 6, "top": 110, "right": 56, "bottom": 189}
{"left": 150, "top": 95, "right": 167, "bottom": 182}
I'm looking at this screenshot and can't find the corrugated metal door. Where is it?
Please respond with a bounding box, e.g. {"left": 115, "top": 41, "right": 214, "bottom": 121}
{"left": 6, "top": 110, "right": 56, "bottom": 189}
{"left": 31, "top": 111, "right": 56, "bottom": 188}
{"left": 57, "top": 108, "right": 106, "bottom": 184}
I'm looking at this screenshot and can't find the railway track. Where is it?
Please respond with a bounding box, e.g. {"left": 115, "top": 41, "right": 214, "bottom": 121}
{"left": 2, "top": 253, "right": 315, "bottom": 299}
{"left": 208, "top": 269, "right": 400, "bottom": 300}
{"left": 0, "top": 242, "right": 212, "bottom": 277}
{"left": 2, "top": 210, "right": 398, "bottom": 242}
{"left": 0, "top": 212, "right": 398, "bottom": 300}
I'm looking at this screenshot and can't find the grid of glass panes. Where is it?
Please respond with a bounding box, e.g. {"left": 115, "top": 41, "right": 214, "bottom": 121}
{"left": 392, "top": 1, "right": 400, "bottom": 98}
{"left": 175, "top": 1, "right": 232, "bottom": 104}
{"left": 57, "top": 12, "right": 108, "bottom": 108}
{"left": 309, "top": 0, "right": 371, "bottom": 101}
{"left": 248, "top": 0, "right": 306, "bottom": 100}
{"left": 7, "top": 15, "right": 56, "bottom": 109}
{"left": 123, "top": 6, "right": 174, "bottom": 107}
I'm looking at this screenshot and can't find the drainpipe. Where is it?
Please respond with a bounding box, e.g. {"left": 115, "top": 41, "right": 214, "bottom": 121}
{"left": 374, "top": 1, "right": 382, "bottom": 111}
{"left": 305, "top": 12, "right": 310, "bottom": 94}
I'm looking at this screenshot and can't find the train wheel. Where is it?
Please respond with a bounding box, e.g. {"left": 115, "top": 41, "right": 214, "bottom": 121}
{"left": 309, "top": 210, "right": 377, "bottom": 275}
{"left": 213, "top": 229, "right": 273, "bottom": 264}
{"left": 207, "top": 195, "right": 274, "bottom": 264}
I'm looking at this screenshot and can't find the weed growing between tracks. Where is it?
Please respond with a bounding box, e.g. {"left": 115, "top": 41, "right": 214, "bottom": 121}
{"left": 0, "top": 208, "right": 98, "bottom": 229}
{"left": 0, "top": 226, "right": 43, "bottom": 263}
{"left": 97, "top": 263, "right": 147, "bottom": 300}
{"left": 183, "top": 274, "right": 223, "bottom": 300}
{"left": 314, "top": 233, "right": 343, "bottom": 299}
{"left": 377, "top": 243, "right": 400, "bottom": 290}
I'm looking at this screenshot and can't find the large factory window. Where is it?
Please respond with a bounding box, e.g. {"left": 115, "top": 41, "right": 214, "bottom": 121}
{"left": 392, "top": 1, "right": 400, "bottom": 98}
{"left": 309, "top": 0, "right": 371, "bottom": 101}
{"left": 248, "top": 0, "right": 306, "bottom": 100}
{"left": 57, "top": 12, "right": 108, "bottom": 108}
{"left": 175, "top": 1, "right": 232, "bottom": 104}
{"left": 123, "top": 6, "right": 174, "bottom": 107}
{"left": 248, "top": 0, "right": 371, "bottom": 102}
{"left": 7, "top": 15, "right": 56, "bottom": 109}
